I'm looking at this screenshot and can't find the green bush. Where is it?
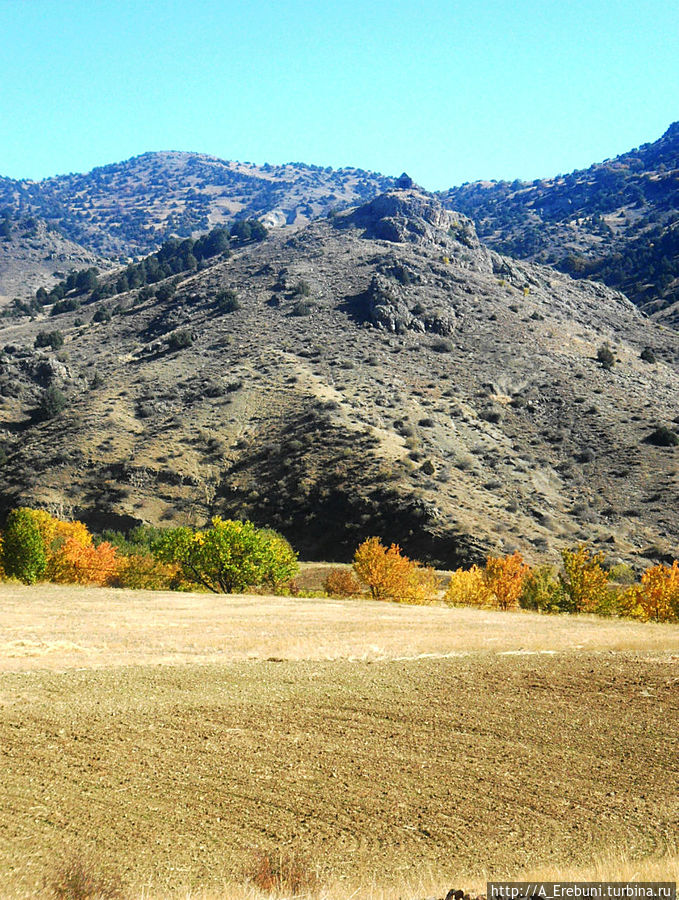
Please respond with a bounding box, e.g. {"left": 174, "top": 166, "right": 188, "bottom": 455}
{"left": 35, "top": 385, "right": 67, "bottom": 421}
{"left": 2, "top": 508, "right": 47, "bottom": 584}
{"left": 167, "top": 329, "right": 193, "bottom": 351}
{"left": 34, "top": 330, "right": 64, "bottom": 350}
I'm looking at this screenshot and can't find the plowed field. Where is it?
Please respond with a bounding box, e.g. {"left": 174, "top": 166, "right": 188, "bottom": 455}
{"left": 0, "top": 584, "right": 677, "bottom": 898}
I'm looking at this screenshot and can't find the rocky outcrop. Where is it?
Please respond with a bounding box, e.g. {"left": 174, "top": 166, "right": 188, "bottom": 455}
{"left": 342, "top": 189, "right": 481, "bottom": 251}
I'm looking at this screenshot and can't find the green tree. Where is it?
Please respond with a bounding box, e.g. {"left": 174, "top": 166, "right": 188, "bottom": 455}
{"left": 154, "top": 518, "right": 297, "bottom": 593}
{"left": 2, "top": 508, "right": 47, "bottom": 583}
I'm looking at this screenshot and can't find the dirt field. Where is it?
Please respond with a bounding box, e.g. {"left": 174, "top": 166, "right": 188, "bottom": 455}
{"left": 1, "top": 584, "right": 678, "bottom": 898}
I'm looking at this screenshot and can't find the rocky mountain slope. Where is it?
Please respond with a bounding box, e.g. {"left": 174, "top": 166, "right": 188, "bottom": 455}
{"left": 0, "top": 152, "right": 394, "bottom": 261}
{"left": 0, "top": 213, "right": 106, "bottom": 306}
{"left": 0, "top": 189, "right": 677, "bottom": 566}
{"left": 440, "top": 122, "right": 679, "bottom": 326}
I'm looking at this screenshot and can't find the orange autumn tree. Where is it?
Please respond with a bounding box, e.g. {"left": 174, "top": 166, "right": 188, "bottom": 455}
{"left": 12, "top": 508, "right": 119, "bottom": 586}
{"left": 353, "top": 537, "right": 438, "bottom": 603}
{"left": 484, "top": 551, "right": 530, "bottom": 610}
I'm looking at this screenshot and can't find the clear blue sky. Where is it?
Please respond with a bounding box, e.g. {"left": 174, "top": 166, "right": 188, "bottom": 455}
{"left": 1, "top": 0, "right": 678, "bottom": 190}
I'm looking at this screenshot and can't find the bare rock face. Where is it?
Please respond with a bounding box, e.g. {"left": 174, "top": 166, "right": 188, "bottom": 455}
{"left": 343, "top": 189, "right": 481, "bottom": 251}
{"left": 366, "top": 274, "right": 457, "bottom": 335}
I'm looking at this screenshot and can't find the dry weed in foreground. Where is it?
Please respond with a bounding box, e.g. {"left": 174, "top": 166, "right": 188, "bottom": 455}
{"left": 245, "top": 850, "right": 318, "bottom": 896}
{"left": 45, "top": 851, "right": 126, "bottom": 899}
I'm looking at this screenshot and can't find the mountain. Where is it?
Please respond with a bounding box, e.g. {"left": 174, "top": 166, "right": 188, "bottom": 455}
{"left": 1, "top": 189, "right": 677, "bottom": 567}
{"left": 440, "top": 123, "right": 679, "bottom": 327}
{"left": 0, "top": 152, "right": 394, "bottom": 261}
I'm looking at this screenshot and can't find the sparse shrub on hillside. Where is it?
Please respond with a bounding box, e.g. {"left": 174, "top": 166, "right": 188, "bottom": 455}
{"left": 292, "top": 279, "right": 311, "bottom": 297}
{"left": 167, "top": 329, "right": 193, "bottom": 351}
{"left": 323, "top": 567, "right": 361, "bottom": 597}
{"left": 92, "top": 306, "right": 111, "bottom": 323}
{"left": 34, "top": 384, "right": 68, "bottom": 421}
{"left": 444, "top": 564, "right": 491, "bottom": 607}
{"left": 597, "top": 342, "right": 615, "bottom": 370}
{"left": 154, "top": 518, "right": 298, "bottom": 593}
{"left": 216, "top": 289, "right": 241, "bottom": 312}
{"left": 645, "top": 425, "right": 679, "bottom": 447}
{"left": 640, "top": 347, "right": 657, "bottom": 363}
{"left": 559, "top": 544, "right": 610, "bottom": 613}
{"left": 353, "top": 537, "right": 438, "bottom": 603}
{"left": 34, "top": 330, "right": 64, "bottom": 350}
{"left": 485, "top": 551, "right": 530, "bottom": 610}
{"left": 291, "top": 299, "right": 314, "bottom": 316}
{"left": 155, "top": 282, "right": 176, "bottom": 302}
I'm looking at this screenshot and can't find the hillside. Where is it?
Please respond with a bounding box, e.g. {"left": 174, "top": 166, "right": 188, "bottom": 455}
{"left": 440, "top": 122, "right": 679, "bottom": 325}
{"left": 0, "top": 152, "right": 394, "bottom": 262}
{"left": 0, "top": 212, "right": 105, "bottom": 306}
{"left": 0, "top": 189, "right": 678, "bottom": 567}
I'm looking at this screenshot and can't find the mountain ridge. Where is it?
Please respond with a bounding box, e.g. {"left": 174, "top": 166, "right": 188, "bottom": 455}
{"left": 1, "top": 188, "right": 677, "bottom": 567}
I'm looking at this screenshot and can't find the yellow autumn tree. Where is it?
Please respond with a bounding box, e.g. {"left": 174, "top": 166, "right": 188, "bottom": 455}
{"left": 635, "top": 561, "right": 679, "bottom": 622}
{"left": 560, "top": 545, "right": 610, "bottom": 613}
{"left": 484, "top": 551, "right": 530, "bottom": 610}
{"left": 353, "top": 537, "right": 438, "bottom": 603}
{"left": 444, "top": 564, "right": 492, "bottom": 607}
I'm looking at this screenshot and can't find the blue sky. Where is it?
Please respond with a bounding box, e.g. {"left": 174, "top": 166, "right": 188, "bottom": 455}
{"left": 1, "top": 0, "right": 677, "bottom": 190}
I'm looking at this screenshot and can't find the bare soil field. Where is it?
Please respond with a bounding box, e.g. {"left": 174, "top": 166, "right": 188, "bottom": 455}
{"left": 0, "top": 584, "right": 678, "bottom": 898}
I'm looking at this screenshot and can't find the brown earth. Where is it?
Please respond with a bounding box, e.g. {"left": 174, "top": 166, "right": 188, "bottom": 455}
{"left": 0, "top": 584, "right": 677, "bottom": 898}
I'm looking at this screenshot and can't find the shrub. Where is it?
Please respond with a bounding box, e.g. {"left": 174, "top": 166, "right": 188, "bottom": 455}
{"left": 34, "top": 330, "right": 64, "bottom": 350}
{"left": 167, "top": 329, "right": 193, "bottom": 350}
{"left": 323, "top": 568, "right": 361, "bottom": 597}
{"left": 246, "top": 850, "right": 317, "bottom": 896}
{"left": 154, "top": 518, "right": 298, "bottom": 593}
{"left": 645, "top": 426, "right": 679, "bottom": 447}
{"left": 597, "top": 342, "right": 615, "bottom": 369}
{"left": 640, "top": 347, "right": 657, "bottom": 363}
{"left": 353, "top": 537, "right": 438, "bottom": 603}
{"left": 484, "top": 551, "right": 530, "bottom": 610}
{"left": 35, "top": 384, "right": 67, "bottom": 421}
{"left": 444, "top": 564, "right": 491, "bottom": 606}
{"left": 2, "top": 508, "right": 47, "bottom": 584}
{"left": 559, "top": 544, "right": 610, "bottom": 613}
{"left": 292, "top": 279, "right": 311, "bottom": 297}
{"left": 216, "top": 289, "right": 240, "bottom": 312}
{"left": 291, "top": 299, "right": 314, "bottom": 316}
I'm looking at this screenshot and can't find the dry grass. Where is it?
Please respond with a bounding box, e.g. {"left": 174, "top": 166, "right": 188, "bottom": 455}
{"left": 1, "top": 582, "right": 678, "bottom": 673}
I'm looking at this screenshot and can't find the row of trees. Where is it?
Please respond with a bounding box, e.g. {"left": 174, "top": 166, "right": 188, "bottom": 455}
{"left": 0, "top": 509, "right": 297, "bottom": 594}
{"left": 2, "top": 510, "right": 677, "bottom": 623}
{"left": 340, "top": 539, "right": 679, "bottom": 624}
{"left": 28, "top": 220, "right": 267, "bottom": 316}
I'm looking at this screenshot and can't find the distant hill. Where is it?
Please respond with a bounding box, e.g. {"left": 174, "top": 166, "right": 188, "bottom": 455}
{"left": 1, "top": 189, "right": 677, "bottom": 567}
{"left": 440, "top": 123, "right": 679, "bottom": 326}
{"left": 0, "top": 152, "right": 394, "bottom": 260}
